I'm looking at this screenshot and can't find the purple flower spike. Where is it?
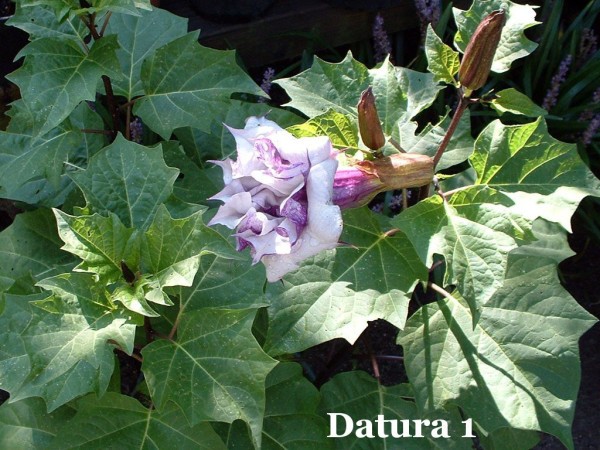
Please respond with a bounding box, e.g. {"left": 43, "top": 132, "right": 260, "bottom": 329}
{"left": 209, "top": 116, "right": 342, "bottom": 281}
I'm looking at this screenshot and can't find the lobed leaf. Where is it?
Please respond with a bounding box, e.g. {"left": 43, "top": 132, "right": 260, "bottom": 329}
{"left": 134, "top": 33, "right": 262, "bottom": 139}
{"left": 52, "top": 204, "right": 235, "bottom": 316}
{"left": 0, "top": 398, "right": 76, "bottom": 450}
{"left": 105, "top": 8, "right": 188, "bottom": 101}
{"left": 471, "top": 118, "right": 600, "bottom": 231}
{"left": 8, "top": 35, "right": 121, "bottom": 136}
{"left": 139, "top": 205, "right": 238, "bottom": 310}
{"left": 264, "top": 208, "right": 427, "bottom": 355}
{"left": 393, "top": 186, "right": 534, "bottom": 313}
{"left": 398, "top": 224, "right": 597, "bottom": 449}
{"left": 7, "top": 3, "right": 87, "bottom": 42}
{"left": 275, "top": 53, "right": 443, "bottom": 133}
{"left": 396, "top": 108, "right": 474, "bottom": 170}
{"left": 489, "top": 88, "right": 547, "bottom": 117}
{"left": 176, "top": 254, "right": 266, "bottom": 311}
{"left": 425, "top": 24, "right": 460, "bottom": 86}
{"left": 0, "top": 209, "right": 75, "bottom": 295}
{"left": 3, "top": 100, "right": 104, "bottom": 206}
{"left": 142, "top": 307, "right": 277, "bottom": 449}
{"left": 70, "top": 135, "right": 179, "bottom": 230}
{"left": 14, "top": 0, "right": 152, "bottom": 20}
{"left": 215, "top": 363, "right": 333, "bottom": 449}
{"left": 53, "top": 211, "right": 139, "bottom": 284}
{"left": 49, "top": 393, "right": 226, "bottom": 450}
{"left": 1, "top": 274, "right": 136, "bottom": 411}
{"left": 287, "top": 110, "right": 360, "bottom": 153}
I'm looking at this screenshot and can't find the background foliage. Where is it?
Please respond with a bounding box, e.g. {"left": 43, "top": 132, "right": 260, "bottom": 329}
{"left": 0, "top": 1, "right": 598, "bottom": 449}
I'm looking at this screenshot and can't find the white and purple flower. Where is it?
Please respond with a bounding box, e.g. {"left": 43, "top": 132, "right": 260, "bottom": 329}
{"left": 209, "top": 116, "right": 434, "bottom": 281}
{"left": 208, "top": 116, "right": 343, "bottom": 281}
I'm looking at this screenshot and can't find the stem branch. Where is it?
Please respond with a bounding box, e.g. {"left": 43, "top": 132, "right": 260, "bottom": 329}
{"left": 432, "top": 94, "right": 470, "bottom": 168}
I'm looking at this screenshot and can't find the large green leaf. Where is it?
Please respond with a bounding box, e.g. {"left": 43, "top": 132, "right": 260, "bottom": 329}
{"left": 7, "top": 3, "right": 87, "bottom": 42}
{"left": 174, "top": 101, "right": 303, "bottom": 165}
{"left": 175, "top": 254, "right": 266, "bottom": 311}
{"left": 453, "top": 0, "right": 539, "bottom": 73}
{"left": 142, "top": 307, "right": 277, "bottom": 448}
{"left": 275, "top": 53, "right": 443, "bottom": 131}
{"left": 14, "top": 0, "right": 151, "bottom": 20}
{"left": 3, "top": 273, "right": 136, "bottom": 411}
{"left": 397, "top": 224, "right": 597, "bottom": 449}
{"left": 287, "top": 110, "right": 360, "bottom": 153}
{"left": 48, "top": 393, "right": 226, "bottom": 450}
{"left": 0, "top": 295, "right": 39, "bottom": 394}
{"left": 0, "top": 108, "right": 79, "bottom": 205}
{"left": 489, "top": 88, "right": 547, "bottom": 118}
{"left": 393, "top": 186, "right": 533, "bottom": 313}
{"left": 1, "top": 100, "right": 104, "bottom": 206}
{"left": 54, "top": 211, "right": 139, "bottom": 283}
{"left": 319, "top": 371, "right": 470, "bottom": 449}
{"left": 396, "top": 108, "right": 474, "bottom": 170}
{"left": 264, "top": 207, "right": 427, "bottom": 356}
{"left": 425, "top": 24, "right": 460, "bottom": 86}
{"left": 471, "top": 118, "right": 600, "bottom": 231}
{"left": 0, "top": 398, "right": 76, "bottom": 450}
{"left": 0, "top": 209, "right": 75, "bottom": 295}
{"left": 105, "top": 8, "right": 188, "bottom": 100}
{"left": 8, "top": 36, "right": 121, "bottom": 135}
{"left": 70, "top": 135, "right": 179, "bottom": 230}
{"left": 52, "top": 205, "right": 235, "bottom": 316}
{"left": 139, "top": 205, "right": 237, "bottom": 312}
{"left": 134, "top": 33, "right": 262, "bottom": 139}
{"left": 215, "top": 363, "right": 333, "bottom": 450}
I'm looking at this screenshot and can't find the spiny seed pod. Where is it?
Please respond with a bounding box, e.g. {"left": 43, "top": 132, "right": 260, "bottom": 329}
{"left": 458, "top": 9, "right": 506, "bottom": 95}
{"left": 358, "top": 87, "right": 385, "bottom": 150}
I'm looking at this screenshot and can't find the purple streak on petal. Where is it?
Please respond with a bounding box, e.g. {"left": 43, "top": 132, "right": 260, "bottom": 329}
{"left": 281, "top": 192, "right": 308, "bottom": 234}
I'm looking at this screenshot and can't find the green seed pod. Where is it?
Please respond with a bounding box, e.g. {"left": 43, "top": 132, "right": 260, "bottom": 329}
{"left": 357, "top": 87, "right": 385, "bottom": 151}
{"left": 458, "top": 10, "right": 506, "bottom": 95}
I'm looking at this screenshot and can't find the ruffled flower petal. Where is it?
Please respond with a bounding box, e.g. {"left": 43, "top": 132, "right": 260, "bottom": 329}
{"left": 210, "top": 116, "right": 341, "bottom": 281}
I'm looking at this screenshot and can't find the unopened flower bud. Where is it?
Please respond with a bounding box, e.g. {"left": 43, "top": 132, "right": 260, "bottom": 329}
{"left": 332, "top": 153, "right": 433, "bottom": 209}
{"left": 358, "top": 87, "right": 385, "bottom": 150}
{"left": 458, "top": 10, "right": 506, "bottom": 95}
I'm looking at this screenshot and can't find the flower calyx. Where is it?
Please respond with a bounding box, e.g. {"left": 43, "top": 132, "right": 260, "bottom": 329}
{"left": 357, "top": 87, "right": 386, "bottom": 151}
{"left": 458, "top": 9, "right": 506, "bottom": 97}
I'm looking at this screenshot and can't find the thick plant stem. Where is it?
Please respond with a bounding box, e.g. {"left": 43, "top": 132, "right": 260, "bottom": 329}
{"left": 419, "top": 93, "right": 471, "bottom": 200}
{"left": 80, "top": 13, "right": 120, "bottom": 141}
{"left": 102, "top": 76, "right": 120, "bottom": 141}
{"left": 432, "top": 94, "right": 470, "bottom": 168}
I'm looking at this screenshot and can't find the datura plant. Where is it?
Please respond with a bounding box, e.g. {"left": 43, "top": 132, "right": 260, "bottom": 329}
{"left": 0, "top": 1, "right": 597, "bottom": 449}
